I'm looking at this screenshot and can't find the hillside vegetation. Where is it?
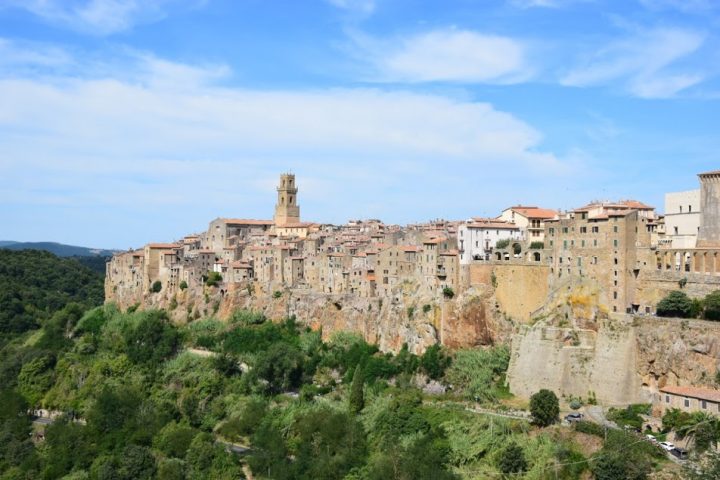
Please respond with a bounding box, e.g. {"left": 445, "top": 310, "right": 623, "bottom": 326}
{"left": 0, "top": 250, "right": 104, "bottom": 340}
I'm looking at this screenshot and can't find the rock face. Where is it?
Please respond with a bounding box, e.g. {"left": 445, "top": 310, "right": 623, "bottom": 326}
{"left": 507, "top": 315, "right": 720, "bottom": 405}
{"left": 108, "top": 280, "right": 512, "bottom": 354}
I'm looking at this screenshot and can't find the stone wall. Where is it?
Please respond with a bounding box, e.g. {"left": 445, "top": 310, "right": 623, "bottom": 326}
{"left": 635, "top": 269, "right": 720, "bottom": 309}
{"left": 507, "top": 315, "right": 720, "bottom": 405}
{"left": 493, "top": 264, "right": 550, "bottom": 323}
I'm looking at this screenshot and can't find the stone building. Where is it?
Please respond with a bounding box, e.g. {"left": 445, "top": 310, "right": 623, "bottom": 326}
{"left": 544, "top": 201, "right": 657, "bottom": 314}
{"left": 659, "top": 385, "right": 720, "bottom": 416}
{"left": 274, "top": 173, "right": 301, "bottom": 227}
{"left": 697, "top": 170, "right": 720, "bottom": 247}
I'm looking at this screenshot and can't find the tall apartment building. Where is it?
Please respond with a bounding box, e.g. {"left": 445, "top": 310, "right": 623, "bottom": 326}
{"left": 544, "top": 201, "right": 657, "bottom": 314}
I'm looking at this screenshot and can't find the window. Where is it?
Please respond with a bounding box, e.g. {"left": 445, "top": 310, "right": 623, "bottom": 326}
{"left": 613, "top": 291, "right": 617, "bottom": 299}
{"left": 549, "top": 228, "right": 555, "bottom": 235}
{"left": 674, "top": 226, "right": 679, "bottom": 235}
{"left": 593, "top": 239, "right": 598, "bottom": 247}
{"left": 614, "top": 258, "right": 618, "bottom": 265}
{"left": 680, "top": 206, "right": 683, "bottom": 213}
{"left": 665, "top": 395, "right": 670, "bottom": 404}
{"left": 578, "top": 257, "right": 582, "bottom": 266}
{"left": 684, "top": 398, "right": 690, "bottom": 408}
{"left": 563, "top": 240, "right": 568, "bottom": 250}
{"left": 562, "top": 227, "right": 569, "bottom": 233}
{"left": 581, "top": 240, "right": 585, "bottom": 247}
{"left": 702, "top": 400, "right": 707, "bottom": 409}
{"left": 689, "top": 205, "right": 692, "bottom": 212}
{"left": 580, "top": 226, "right": 587, "bottom": 233}
{"left": 613, "top": 226, "right": 618, "bottom": 233}
{"left": 549, "top": 240, "right": 554, "bottom": 247}
{"left": 592, "top": 226, "right": 599, "bottom": 233}
{"left": 613, "top": 239, "right": 618, "bottom": 247}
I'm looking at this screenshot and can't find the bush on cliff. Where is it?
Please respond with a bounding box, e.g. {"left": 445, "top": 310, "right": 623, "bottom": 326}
{"left": 656, "top": 290, "right": 694, "bottom": 318}
{"left": 702, "top": 290, "right": 720, "bottom": 321}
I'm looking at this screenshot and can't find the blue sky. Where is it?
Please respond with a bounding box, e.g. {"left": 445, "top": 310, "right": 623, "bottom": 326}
{"left": 1, "top": 0, "right": 719, "bottom": 248}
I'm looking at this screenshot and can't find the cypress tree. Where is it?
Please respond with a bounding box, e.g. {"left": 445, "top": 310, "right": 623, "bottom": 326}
{"left": 349, "top": 365, "right": 365, "bottom": 414}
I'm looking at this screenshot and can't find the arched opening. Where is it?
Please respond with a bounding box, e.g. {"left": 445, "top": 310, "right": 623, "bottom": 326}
{"left": 496, "top": 252, "right": 502, "bottom": 260}
{"left": 533, "top": 252, "right": 541, "bottom": 262}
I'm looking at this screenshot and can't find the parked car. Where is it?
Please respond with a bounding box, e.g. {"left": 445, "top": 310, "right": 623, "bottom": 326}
{"left": 564, "top": 413, "right": 584, "bottom": 422}
{"left": 645, "top": 434, "right": 658, "bottom": 444}
{"left": 670, "top": 447, "right": 688, "bottom": 460}
{"left": 659, "top": 441, "right": 675, "bottom": 451}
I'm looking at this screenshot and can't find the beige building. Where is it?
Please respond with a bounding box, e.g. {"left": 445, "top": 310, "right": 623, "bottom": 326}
{"left": 663, "top": 189, "right": 700, "bottom": 248}
{"left": 545, "top": 201, "right": 657, "bottom": 314}
{"left": 659, "top": 385, "right": 720, "bottom": 416}
{"left": 498, "top": 206, "right": 558, "bottom": 242}
{"left": 458, "top": 219, "right": 522, "bottom": 264}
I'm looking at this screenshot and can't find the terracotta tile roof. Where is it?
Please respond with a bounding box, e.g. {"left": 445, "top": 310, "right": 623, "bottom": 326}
{"left": 510, "top": 206, "right": 558, "bottom": 219}
{"left": 621, "top": 200, "right": 654, "bottom": 210}
{"left": 231, "top": 261, "right": 252, "bottom": 268}
{"left": 698, "top": 170, "right": 720, "bottom": 176}
{"left": 424, "top": 237, "right": 446, "bottom": 244}
{"left": 660, "top": 385, "right": 720, "bottom": 403}
{"left": 198, "top": 249, "right": 215, "bottom": 255}
{"left": 440, "top": 249, "right": 459, "bottom": 256}
{"left": 401, "top": 246, "right": 423, "bottom": 252}
{"left": 147, "top": 243, "right": 182, "bottom": 249}
{"left": 222, "top": 218, "right": 274, "bottom": 226}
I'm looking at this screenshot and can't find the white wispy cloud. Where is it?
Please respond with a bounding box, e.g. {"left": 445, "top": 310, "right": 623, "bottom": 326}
{"left": 560, "top": 27, "right": 706, "bottom": 98}
{"left": 2, "top": 0, "right": 204, "bottom": 35}
{"left": 351, "top": 28, "right": 531, "bottom": 84}
{"left": 326, "top": 0, "right": 375, "bottom": 14}
{"left": 0, "top": 40, "right": 574, "bottom": 245}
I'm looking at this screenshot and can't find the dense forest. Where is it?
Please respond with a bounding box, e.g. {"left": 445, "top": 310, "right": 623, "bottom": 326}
{"left": 1, "top": 250, "right": 715, "bottom": 479}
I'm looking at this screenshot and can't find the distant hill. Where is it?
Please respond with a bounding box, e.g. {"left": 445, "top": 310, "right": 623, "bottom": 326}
{"left": 0, "top": 241, "right": 117, "bottom": 258}
{"left": 0, "top": 249, "right": 105, "bottom": 336}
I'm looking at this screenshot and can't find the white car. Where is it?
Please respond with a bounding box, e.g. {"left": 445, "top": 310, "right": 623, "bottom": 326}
{"left": 645, "top": 434, "right": 657, "bottom": 443}
{"left": 659, "top": 441, "right": 675, "bottom": 451}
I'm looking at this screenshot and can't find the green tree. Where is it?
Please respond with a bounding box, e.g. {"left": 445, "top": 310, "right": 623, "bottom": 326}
{"left": 154, "top": 422, "right": 198, "bottom": 459}
{"left": 592, "top": 453, "right": 629, "bottom": 480}
{"left": 656, "top": 290, "right": 694, "bottom": 318}
{"left": 179, "top": 281, "right": 188, "bottom": 290}
{"left": 348, "top": 364, "right": 365, "bottom": 414}
{"left": 157, "top": 458, "right": 185, "bottom": 480}
{"left": 497, "top": 441, "right": 527, "bottom": 475}
{"left": 118, "top": 445, "right": 156, "bottom": 480}
{"left": 703, "top": 290, "right": 720, "bottom": 320}
{"left": 253, "top": 342, "right": 304, "bottom": 394}
{"left": 529, "top": 389, "right": 559, "bottom": 427}
{"left": 124, "top": 311, "right": 179, "bottom": 366}
{"left": 420, "top": 344, "right": 451, "bottom": 380}
{"left": 205, "top": 272, "right": 222, "bottom": 287}
{"left": 151, "top": 281, "right": 162, "bottom": 293}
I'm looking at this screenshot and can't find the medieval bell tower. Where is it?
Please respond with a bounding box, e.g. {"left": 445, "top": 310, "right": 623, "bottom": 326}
{"left": 274, "top": 173, "right": 300, "bottom": 226}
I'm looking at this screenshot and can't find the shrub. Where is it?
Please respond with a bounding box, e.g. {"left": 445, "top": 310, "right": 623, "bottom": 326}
{"left": 575, "top": 420, "right": 605, "bottom": 437}
{"left": 272, "top": 290, "right": 283, "bottom": 299}
{"left": 496, "top": 239, "right": 510, "bottom": 249}
{"left": 445, "top": 346, "right": 509, "bottom": 403}
{"left": 529, "top": 241, "right": 544, "bottom": 249}
{"left": 420, "top": 344, "right": 451, "bottom": 380}
{"left": 497, "top": 442, "right": 527, "bottom": 475}
{"left": 151, "top": 280, "right": 162, "bottom": 293}
{"left": 530, "top": 389, "right": 559, "bottom": 427}
{"left": 656, "top": 290, "right": 694, "bottom": 318}
{"left": 422, "top": 304, "right": 432, "bottom": 314}
{"left": 205, "top": 272, "right": 222, "bottom": 287}
{"left": 407, "top": 306, "right": 415, "bottom": 319}
{"left": 442, "top": 287, "right": 455, "bottom": 299}
{"left": 179, "top": 280, "right": 188, "bottom": 290}
{"left": 569, "top": 398, "right": 583, "bottom": 410}
{"left": 703, "top": 290, "right": 720, "bottom": 321}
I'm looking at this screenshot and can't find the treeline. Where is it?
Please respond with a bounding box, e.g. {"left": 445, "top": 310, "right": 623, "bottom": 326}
{"left": 0, "top": 250, "right": 104, "bottom": 339}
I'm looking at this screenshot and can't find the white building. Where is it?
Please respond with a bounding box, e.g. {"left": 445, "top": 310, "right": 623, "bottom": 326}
{"left": 498, "top": 206, "right": 558, "bottom": 242}
{"left": 458, "top": 219, "right": 523, "bottom": 264}
{"left": 664, "top": 190, "right": 700, "bottom": 248}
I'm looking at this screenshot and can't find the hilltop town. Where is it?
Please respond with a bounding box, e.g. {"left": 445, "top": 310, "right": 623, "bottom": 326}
{"left": 106, "top": 172, "right": 720, "bottom": 407}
